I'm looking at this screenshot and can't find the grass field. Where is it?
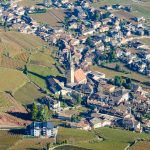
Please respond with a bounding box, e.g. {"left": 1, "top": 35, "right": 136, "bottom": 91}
{"left": 54, "top": 145, "right": 91, "bottom": 150}
{"left": 27, "top": 64, "right": 62, "bottom": 88}
{"left": 130, "top": 141, "right": 150, "bottom": 150}
{"left": 55, "top": 127, "right": 150, "bottom": 150}
{"left": 0, "top": 130, "right": 22, "bottom": 150}
{"left": 78, "top": 127, "right": 150, "bottom": 150}
{"left": 14, "top": 82, "right": 45, "bottom": 105}
{"left": 0, "top": 67, "right": 29, "bottom": 93}
{"left": 56, "top": 127, "right": 96, "bottom": 144}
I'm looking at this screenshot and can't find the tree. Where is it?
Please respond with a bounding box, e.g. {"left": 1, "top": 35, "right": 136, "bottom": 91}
{"left": 38, "top": 105, "right": 45, "bottom": 121}
{"left": 85, "top": 37, "right": 93, "bottom": 47}
{"left": 76, "top": 94, "right": 82, "bottom": 105}
{"left": 115, "top": 64, "right": 121, "bottom": 72}
{"left": 93, "top": 10, "right": 100, "bottom": 21}
{"left": 44, "top": 105, "right": 49, "bottom": 121}
{"left": 71, "top": 114, "right": 81, "bottom": 123}
{"left": 23, "top": 65, "right": 28, "bottom": 75}
{"left": 31, "top": 102, "right": 38, "bottom": 121}
{"left": 124, "top": 78, "right": 132, "bottom": 89}
{"left": 114, "top": 76, "right": 123, "bottom": 87}
{"left": 109, "top": 51, "right": 116, "bottom": 62}
{"left": 59, "top": 91, "right": 63, "bottom": 101}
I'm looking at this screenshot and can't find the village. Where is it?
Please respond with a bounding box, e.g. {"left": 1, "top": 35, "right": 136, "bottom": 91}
{"left": 0, "top": 0, "right": 150, "bottom": 146}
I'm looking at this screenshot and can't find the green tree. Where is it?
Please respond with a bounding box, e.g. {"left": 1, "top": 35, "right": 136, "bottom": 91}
{"left": 23, "top": 65, "right": 28, "bottom": 75}
{"left": 115, "top": 64, "right": 121, "bottom": 72}
{"left": 71, "top": 114, "right": 81, "bottom": 123}
{"left": 76, "top": 94, "right": 82, "bottom": 105}
{"left": 38, "top": 105, "right": 45, "bottom": 121}
{"left": 44, "top": 105, "right": 49, "bottom": 121}
{"left": 93, "top": 10, "right": 100, "bottom": 21}
{"left": 114, "top": 76, "right": 123, "bottom": 87}
{"left": 59, "top": 91, "right": 63, "bottom": 101}
{"left": 86, "top": 37, "right": 93, "bottom": 47}
{"left": 31, "top": 102, "right": 38, "bottom": 121}
{"left": 109, "top": 51, "right": 116, "bottom": 62}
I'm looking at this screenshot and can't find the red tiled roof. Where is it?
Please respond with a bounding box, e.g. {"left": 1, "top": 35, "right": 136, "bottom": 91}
{"left": 74, "top": 68, "right": 87, "bottom": 84}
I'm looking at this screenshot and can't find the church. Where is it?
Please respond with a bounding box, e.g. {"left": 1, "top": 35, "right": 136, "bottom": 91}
{"left": 66, "top": 51, "right": 87, "bottom": 85}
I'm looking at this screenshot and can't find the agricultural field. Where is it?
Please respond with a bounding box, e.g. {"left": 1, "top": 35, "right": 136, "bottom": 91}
{"left": 0, "top": 67, "right": 29, "bottom": 93}
{"left": 0, "top": 55, "right": 25, "bottom": 69}
{"left": 55, "top": 127, "right": 150, "bottom": 150}
{"left": 0, "top": 130, "right": 22, "bottom": 150}
{"left": 9, "top": 137, "right": 54, "bottom": 150}
{"left": 18, "top": 0, "right": 43, "bottom": 7}
{"left": 30, "top": 9, "right": 65, "bottom": 27}
{"left": 140, "top": 37, "right": 150, "bottom": 46}
{"left": 0, "top": 92, "right": 14, "bottom": 112}
{"left": 14, "top": 82, "right": 45, "bottom": 105}
{"left": 92, "top": 0, "right": 150, "bottom": 21}
{"left": 0, "top": 130, "right": 53, "bottom": 150}
{"left": 130, "top": 141, "right": 150, "bottom": 150}
{"left": 30, "top": 52, "right": 55, "bottom": 67}
{"left": 0, "top": 30, "right": 48, "bottom": 58}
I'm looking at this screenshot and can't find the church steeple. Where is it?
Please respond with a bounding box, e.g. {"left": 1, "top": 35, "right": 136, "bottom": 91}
{"left": 66, "top": 51, "right": 74, "bottom": 84}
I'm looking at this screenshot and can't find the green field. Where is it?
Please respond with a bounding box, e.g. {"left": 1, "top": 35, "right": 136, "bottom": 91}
{"left": 0, "top": 127, "right": 150, "bottom": 150}
{"left": 54, "top": 145, "right": 91, "bottom": 150}
{"left": 0, "top": 67, "right": 29, "bottom": 93}
{"left": 27, "top": 64, "right": 62, "bottom": 88}
{"left": 56, "top": 127, "right": 97, "bottom": 144}
{"left": 14, "top": 82, "right": 45, "bottom": 105}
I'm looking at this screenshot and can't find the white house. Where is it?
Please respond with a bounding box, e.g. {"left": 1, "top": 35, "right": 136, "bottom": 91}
{"left": 28, "top": 122, "right": 58, "bottom": 138}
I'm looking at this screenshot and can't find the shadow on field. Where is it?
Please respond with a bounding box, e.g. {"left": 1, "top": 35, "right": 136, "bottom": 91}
{"left": 9, "top": 128, "right": 26, "bottom": 135}
{"left": 28, "top": 71, "right": 46, "bottom": 80}
{"left": 8, "top": 112, "right": 31, "bottom": 121}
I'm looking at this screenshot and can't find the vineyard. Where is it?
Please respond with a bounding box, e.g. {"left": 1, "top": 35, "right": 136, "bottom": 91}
{"left": 0, "top": 130, "right": 22, "bottom": 150}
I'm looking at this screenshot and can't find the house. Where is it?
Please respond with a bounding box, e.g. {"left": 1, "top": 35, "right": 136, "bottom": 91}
{"left": 42, "top": 96, "right": 61, "bottom": 111}
{"left": 47, "top": 77, "right": 64, "bottom": 94}
{"left": 74, "top": 68, "right": 87, "bottom": 84}
{"left": 58, "top": 111, "right": 72, "bottom": 121}
{"left": 27, "top": 122, "right": 58, "bottom": 138}
{"left": 101, "top": 84, "right": 115, "bottom": 94}
{"left": 70, "top": 120, "right": 91, "bottom": 130}
{"left": 90, "top": 118, "right": 102, "bottom": 128}
{"left": 82, "top": 29, "right": 95, "bottom": 36}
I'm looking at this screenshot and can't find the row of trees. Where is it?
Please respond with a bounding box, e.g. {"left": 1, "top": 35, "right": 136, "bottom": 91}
{"left": 110, "top": 76, "right": 132, "bottom": 89}
{"left": 31, "top": 103, "right": 52, "bottom": 121}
